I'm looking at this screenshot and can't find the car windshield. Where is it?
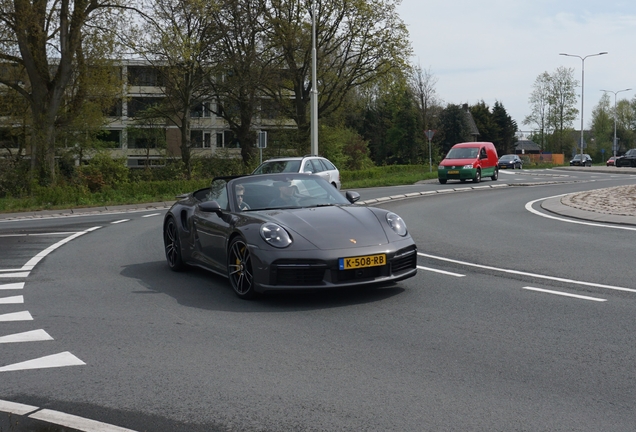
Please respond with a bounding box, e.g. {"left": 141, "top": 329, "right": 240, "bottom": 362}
{"left": 499, "top": 155, "right": 514, "bottom": 161}
{"left": 232, "top": 174, "right": 349, "bottom": 211}
{"left": 446, "top": 147, "right": 479, "bottom": 159}
{"left": 252, "top": 160, "right": 301, "bottom": 174}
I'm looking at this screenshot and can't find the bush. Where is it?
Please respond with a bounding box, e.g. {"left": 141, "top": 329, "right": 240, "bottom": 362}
{"left": 0, "top": 158, "right": 31, "bottom": 198}
{"left": 77, "top": 153, "right": 129, "bottom": 191}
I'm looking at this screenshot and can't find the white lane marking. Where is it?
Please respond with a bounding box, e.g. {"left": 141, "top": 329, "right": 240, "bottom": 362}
{"left": 523, "top": 287, "right": 607, "bottom": 302}
{"left": 142, "top": 213, "right": 160, "bottom": 218}
{"left": 0, "top": 295, "right": 23, "bottom": 304}
{"left": 0, "top": 232, "right": 78, "bottom": 238}
{"left": 417, "top": 252, "right": 636, "bottom": 293}
{"left": 0, "top": 311, "right": 33, "bottom": 322}
{"left": 417, "top": 265, "right": 465, "bottom": 277}
{"left": 0, "top": 282, "right": 24, "bottom": 290}
{"left": 111, "top": 219, "right": 130, "bottom": 224}
{"left": 526, "top": 195, "right": 636, "bottom": 231}
{"left": 30, "top": 409, "right": 137, "bottom": 432}
{"left": 20, "top": 226, "right": 101, "bottom": 271}
{"left": 0, "top": 399, "right": 39, "bottom": 415}
{"left": 0, "top": 329, "right": 54, "bottom": 343}
{"left": 0, "top": 351, "right": 85, "bottom": 372}
{"left": 0, "top": 272, "right": 29, "bottom": 278}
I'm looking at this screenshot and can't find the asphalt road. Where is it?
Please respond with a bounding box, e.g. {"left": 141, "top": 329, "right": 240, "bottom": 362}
{"left": 2, "top": 167, "right": 636, "bottom": 431}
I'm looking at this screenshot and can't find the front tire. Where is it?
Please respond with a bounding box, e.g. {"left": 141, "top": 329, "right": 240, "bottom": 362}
{"left": 439, "top": 178, "right": 447, "bottom": 184}
{"left": 228, "top": 237, "right": 255, "bottom": 299}
{"left": 473, "top": 169, "right": 481, "bottom": 183}
{"left": 491, "top": 168, "right": 498, "bottom": 181}
{"left": 164, "top": 217, "right": 185, "bottom": 271}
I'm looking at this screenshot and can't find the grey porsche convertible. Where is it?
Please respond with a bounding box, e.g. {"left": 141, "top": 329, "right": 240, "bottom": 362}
{"left": 163, "top": 173, "right": 417, "bottom": 299}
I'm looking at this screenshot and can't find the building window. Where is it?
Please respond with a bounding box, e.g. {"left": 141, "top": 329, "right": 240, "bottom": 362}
{"left": 127, "top": 128, "right": 165, "bottom": 149}
{"left": 97, "top": 130, "right": 122, "bottom": 148}
{"left": 191, "top": 101, "right": 215, "bottom": 118}
{"left": 128, "top": 97, "right": 164, "bottom": 117}
{"left": 105, "top": 99, "right": 123, "bottom": 117}
{"left": 128, "top": 66, "right": 164, "bottom": 87}
{"left": 0, "top": 128, "right": 20, "bottom": 148}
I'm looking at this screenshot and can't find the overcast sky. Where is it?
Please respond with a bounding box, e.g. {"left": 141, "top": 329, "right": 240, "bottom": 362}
{"left": 397, "top": 0, "right": 636, "bottom": 135}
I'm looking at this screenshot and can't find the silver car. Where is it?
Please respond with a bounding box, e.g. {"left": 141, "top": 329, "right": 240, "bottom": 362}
{"left": 253, "top": 155, "right": 341, "bottom": 189}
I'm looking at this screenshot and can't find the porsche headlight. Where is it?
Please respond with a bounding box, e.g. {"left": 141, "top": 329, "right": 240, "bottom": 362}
{"left": 463, "top": 164, "right": 474, "bottom": 169}
{"left": 386, "top": 212, "right": 407, "bottom": 236}
{"left": 260, "top": 223, "right": 292, "bottom": 248}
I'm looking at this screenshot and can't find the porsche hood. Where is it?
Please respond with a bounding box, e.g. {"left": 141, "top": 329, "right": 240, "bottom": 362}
{"left": 263, "top": 205, "right": 390, "bottom": 250}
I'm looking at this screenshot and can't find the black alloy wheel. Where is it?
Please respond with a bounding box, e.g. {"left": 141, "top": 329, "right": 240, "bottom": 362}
{"left": 164, "top": 217, "right": 185, "bottom": 271}
{"left": 228, "top": 237, "right": 255, "bottom": 299}
{"left": 473, "top": 169, "right": 481, "bottom": 183}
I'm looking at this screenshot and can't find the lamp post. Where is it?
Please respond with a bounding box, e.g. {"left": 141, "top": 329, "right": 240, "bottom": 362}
{"left": 310, "top": 0, "right": 318, "bottom": 156}
{"left": 600, "top": 88, "right": 631, "bottom": 158}
{"left": 559, "top": 52, "right": 607, "bottom": 164}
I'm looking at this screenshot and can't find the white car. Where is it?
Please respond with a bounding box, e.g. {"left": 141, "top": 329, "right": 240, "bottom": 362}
{"left": 252, "top": 155, "right": 341, "bottom": 189}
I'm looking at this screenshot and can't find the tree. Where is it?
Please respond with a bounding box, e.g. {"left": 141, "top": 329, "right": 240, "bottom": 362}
{"left": 547, "top": 66, "right": 578, "bottom": 153}
{"left": 204, "top": 0, "right": 271, "bottom": 166}
{"left": 524, "top": 72, "right": 551, "bottom": 151}
{"left": 590, "top": 93, "right": 613, "bottom": 156}
{"left": 410, "top": 64, "right": 440, "bottom": 131}
{"left": 491, "top": 101, "right": 518, "bottom": 154}
{"left": 0, "top": 0, "right": 133, "bottom": 184}
{"left": 524, "top": 68, "right": 579, "bottom": 153}
{"left": 262, "top": 0, "right": 412, "bottom": 150}
{"left": 132, "top": 0, "right": 216, "bottom": 179}
{"left": 438, "top": 104, "right": 471, "bottom": 155}
{"left": 470, "top": 101, "right": 499, "bottom": 145}
{"left": 615, "top": 99, "right": 634, "bottom": 152}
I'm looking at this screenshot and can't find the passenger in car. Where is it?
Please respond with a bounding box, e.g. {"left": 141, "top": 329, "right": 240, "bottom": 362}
{"left": 236, "top": 184, "right": 250, "bottom": 211}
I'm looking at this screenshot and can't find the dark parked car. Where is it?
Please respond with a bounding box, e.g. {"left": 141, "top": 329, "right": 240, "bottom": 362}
{"left": 615, "top": 149, "right": 636, "bottom": 167}
{"left": 498, "top": 154, "right": 523, "bottom": 169}
{"left": 606, "top": 156, "right": 616, "bottom": 166}
{"left": 569, "top": 153, "right": 592, "bottom": 166}
{"left": 163, "top": 173, "right": 417, "bottom": 299}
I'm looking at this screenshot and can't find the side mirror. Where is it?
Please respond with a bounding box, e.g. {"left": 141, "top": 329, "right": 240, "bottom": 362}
{"left": 345, "top": 191, "right": 360, "bottom": 203}
{"left": 198, "top": 200, "right": 222, "bottom": 214}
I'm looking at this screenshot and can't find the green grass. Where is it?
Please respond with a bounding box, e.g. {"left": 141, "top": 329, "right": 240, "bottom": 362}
{"left": 0, "top": 163, "right": 562, "bottom": 214}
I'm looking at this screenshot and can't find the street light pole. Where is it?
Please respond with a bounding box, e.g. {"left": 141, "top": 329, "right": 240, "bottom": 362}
{"left": 310, "top": 0, "right": 319, "bottom": 156}
{"left": 600, "top": 88, "right": 631, "bottom": 158}
{"left": 559, "top": 52, "right": 607, "bottom": 165}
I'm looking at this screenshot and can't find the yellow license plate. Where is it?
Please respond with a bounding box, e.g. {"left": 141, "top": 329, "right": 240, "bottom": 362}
{"left": 448, "top": 170, "right": 459, "bottom": 174}
{"left": 339, "top": 254, "right": 387, "bottom": 270}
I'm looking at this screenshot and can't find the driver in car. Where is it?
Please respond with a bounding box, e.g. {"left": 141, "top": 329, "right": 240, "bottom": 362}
{"left": 268, "top": 180, "right": 298, "bottom": 207}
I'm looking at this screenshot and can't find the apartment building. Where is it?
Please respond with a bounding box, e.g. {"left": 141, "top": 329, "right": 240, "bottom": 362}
{"left": 1, "top": 59, "right": 293, "bottom": 167}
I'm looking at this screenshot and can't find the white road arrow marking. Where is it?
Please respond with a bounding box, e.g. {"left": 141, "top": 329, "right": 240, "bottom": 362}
{"left": 0, "top": 351, "right": 85, "bottom": 372}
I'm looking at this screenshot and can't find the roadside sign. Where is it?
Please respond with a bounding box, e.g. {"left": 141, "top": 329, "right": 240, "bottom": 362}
{"left": 258, "top": 131, "right": 267, "bottom": 148}
{"left": 424, "top": 130, "right": 435, "bottom": 140}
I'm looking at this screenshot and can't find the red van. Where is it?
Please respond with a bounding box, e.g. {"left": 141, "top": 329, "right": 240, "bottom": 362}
{"left": 437, "top": 142, "right": 499, "bottom": 184}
